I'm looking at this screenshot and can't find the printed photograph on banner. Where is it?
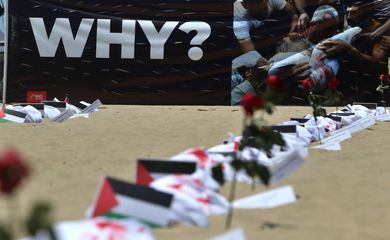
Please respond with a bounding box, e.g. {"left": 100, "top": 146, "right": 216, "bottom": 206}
{"left": 7, "top": 0, "right": 235, "bottom": 105}
{"left": 0, "top": 0, "right": 4, "bottom": 82}
{"left": 230, "top": 0, "right": 390, "bottom": 106}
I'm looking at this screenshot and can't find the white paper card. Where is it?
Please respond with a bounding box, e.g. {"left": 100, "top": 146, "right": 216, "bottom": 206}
{"left": 70, "top": 113, "right": 90, "bottom": 119}
{"left": 233, "top": 185, "right": 296, "bottom": 209}
{"left": 323, "top": 130, "right": 351, "bottom": 144}
{"left": 376, "top": 114, "right": 390, "bottom": 122}
{"left": 270, "top": 148, "right": 306, "bottom": 185}
{"left": 210, "top": 228, "right": 246, "bottom": 240}
{"left": 349, "top": 114, "right": 375, "bottom": 134}
{"left": 81, "top": 99, "right": 102, "bottom": 114}
{"left": 333, "top": 114, "right": 375, "bottom": 136}
{"left": 53, "top": 109, "right": 75, "bottom": 123}
{"left": 312, "top": 141, "right": 341, "bottom": 151}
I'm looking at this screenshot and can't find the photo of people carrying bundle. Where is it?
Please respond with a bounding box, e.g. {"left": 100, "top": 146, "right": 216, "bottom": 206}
{"left": 231, "top": 0, "right": 390, "bottom": 106}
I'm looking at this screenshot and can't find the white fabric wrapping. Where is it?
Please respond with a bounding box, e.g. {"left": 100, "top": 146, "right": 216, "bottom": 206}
{"left": 11, "top": 105, "right": 42, "bottom": 123}
{"left": 151, "top": 172, "right": 229, "bottom": 227}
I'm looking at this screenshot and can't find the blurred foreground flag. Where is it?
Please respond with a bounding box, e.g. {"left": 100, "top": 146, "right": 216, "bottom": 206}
{"left": 90, "top": 177, "right": 173, "bottom": 227}
{"left": 150, "top": 172, "right": 229, "bottom": 227}
{"left": 32, "top": 218, "right": 155, "bottom": 240}
{"left": 210, "top": 228, "right": 246, "bottom": 240}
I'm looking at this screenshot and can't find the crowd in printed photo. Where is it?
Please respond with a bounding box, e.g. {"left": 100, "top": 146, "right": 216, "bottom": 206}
{"left": 231, "top": 0, "right": 390, "bottom": 105}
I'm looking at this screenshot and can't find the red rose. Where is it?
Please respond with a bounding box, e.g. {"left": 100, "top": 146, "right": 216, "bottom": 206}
{"left": 328, "top": 77, "right": 340, "bottom": 90}
{"left": 380, "top": 74, "right": 386, "bottom": 81}
{"left": 301, "top": 78, "right": 313, "bottom": 91}
{"left": 240, "top": 93, "right": 264, "bottom": 116}
{"left": 267, "top": 75, "right": 284, "bottom": 90}
{"left": 0, "top": 149, "right": 30, "bottom": 195}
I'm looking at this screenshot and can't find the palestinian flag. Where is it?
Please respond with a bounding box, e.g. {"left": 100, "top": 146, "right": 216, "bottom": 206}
{"left": 19, "top": 103, "right": 45, "bottom": 118}
{"left": 2, "top": 109, "right": 27, "bottom": 123}
{"left": 290, "top": 118, "right": 309, "bottom": 124}
{"left": 271, "top": 125, "right": 297, "bottom": 133}
{"left": 70, "top": 101, "right": 88, "bottom": 110}
{"left": 207, "top": 141, "right": 240, "bottom": 154}
{"left": 353, "top": 102, "right": 377, "bottom": 110}
{"left": 91, "top": 176, "right": 173, "bottom": 227}
{"left": 136, "top": 159, "right": 197, "bottom": 186}
{"left": 43, "top": 101, "right": 66, "bottom": 112}
{"left": 0, "top": 108, "right": 6, "bottom": 123}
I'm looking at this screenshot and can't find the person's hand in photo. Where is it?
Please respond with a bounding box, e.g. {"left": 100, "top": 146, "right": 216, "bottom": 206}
{"left": 297, "top": 13, "right": 309, "bottom": 31}
{"left": 277, "top": 63, "right": 311, "bottom": 82}
{"left": 317, "top": 39, "right": 352, "bottom": 59}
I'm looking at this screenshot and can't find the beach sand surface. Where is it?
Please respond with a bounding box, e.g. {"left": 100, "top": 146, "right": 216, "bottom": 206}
{"left": 0, "top": 105, "right": 389, "bottom": 239}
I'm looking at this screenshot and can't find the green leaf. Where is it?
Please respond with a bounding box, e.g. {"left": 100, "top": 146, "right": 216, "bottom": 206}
{"left": 324, "top": 89, "right": 343, "bottom": 106}
{"left": 269, "top": 130, "right": 286, "bottom": 147}
{"left": 377, "top": 84, "right": 389, "bottom": 93}
{"left": 243, "top": 162, "right": 256, "bottom": 178}
{"left": 308, "top": 92, "right": 327, "bottom": 117}
{"left": 254, "top": 164, "right": 270, "bottom": 186}
{"left": 241, "top": 125, "right": 286, "bottom": 152}
{"left": 231, "top": 159, "right": 244, "bottom": 171}
{"left": 264, "top": 88, "right": 284, "bottom": 105}
{"left": 314, "top": 107, "right": 327, "bottom": 117}
{"left": 25, "top": 202, "right": 53, "bottom": 236}
{"left": 238, "top": 160, "right": 271, "bottom": 187}
{"left": 264, "top": 102, "right": 274, "bottom": 115}
{"left": 0, "top": 224, "right": 12, "bottom": 240}
{"left": 211, "top": 164, "right": 225, "bottom": 186}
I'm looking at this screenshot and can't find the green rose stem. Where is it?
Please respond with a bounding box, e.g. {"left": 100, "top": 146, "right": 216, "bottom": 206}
{"left": 380, "top": 78, "right": 386, "bottom": 109}
{"left": 314, "top": 115, "right": 322, "bottom": 144}
{"left": 333, "top": 92, "right": 341, "bottom": 117}
{"left": 251, "top": 162, "right": 257, "bottom": 192}
{"left": 253, "top": 108, "right": 269, "bottom": 192}
{"left": 232, "top": 91, "right": 280, "bottom": 229}
{"left": 376, "top": 75, "right": 388, "bottom": 113}
{"left": 226, "top": 111, "right": 254, "bottom": 229}
{"left": 225, "top": 113, "right": 248, "bottom": 230}
{"left": 309, "top": 92, "right": 323, "bottom": 144}
{"left": 7, "top": 199, "right": 13, "bottom": 234}
{"left": 7, "top": 195, "right": 16, "bottom": 237}
{"left": 260, "top": 110, "right": 265, "bottom": 121}
{"left": 225, "top": 160, "right": 238, "bottom": 230}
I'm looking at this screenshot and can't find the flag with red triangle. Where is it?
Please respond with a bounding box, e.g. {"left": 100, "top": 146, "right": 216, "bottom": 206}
{"left": 0, "top": 108, "right": 5, "bottom": 118}
{"left": 90, "top": 176, "right": 174, "bottom": 227}
{"left": 2, "top": 109, "right": 27, "bottom": 123}
{"left": 136, "top": 159, "right": 197, "bottom": 186}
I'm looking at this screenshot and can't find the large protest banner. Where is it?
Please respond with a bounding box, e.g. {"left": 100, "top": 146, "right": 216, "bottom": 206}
{"left": 6, "top": 0, "right": 235, "bottom": 104}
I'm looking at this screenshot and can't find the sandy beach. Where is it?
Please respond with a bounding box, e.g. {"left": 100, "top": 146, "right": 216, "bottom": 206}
{"left": 0, "top": 105, "right": 389, "bottom": 239}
